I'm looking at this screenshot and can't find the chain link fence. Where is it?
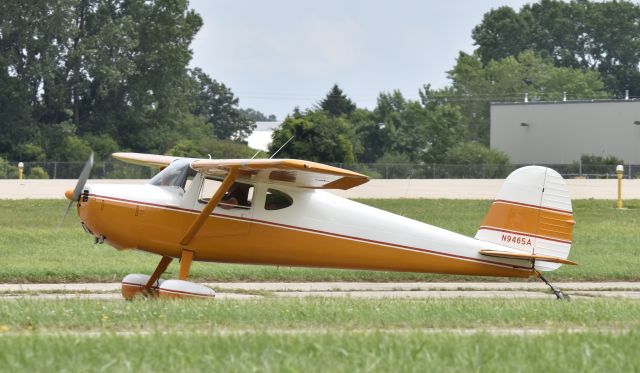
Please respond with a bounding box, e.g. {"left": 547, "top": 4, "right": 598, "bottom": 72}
{"left": 329, "top": 163, "right": 640, "bottom": 179}
{"left": 1, "top": 160, "right": 639, "bottom": 180}
{"left": 0, "top": 161, "right": 155, "bottom": 180}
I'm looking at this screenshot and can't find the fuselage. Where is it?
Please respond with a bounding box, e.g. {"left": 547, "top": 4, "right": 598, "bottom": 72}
{"left": 77, "top": 174, "right": 535, "bottom": 278}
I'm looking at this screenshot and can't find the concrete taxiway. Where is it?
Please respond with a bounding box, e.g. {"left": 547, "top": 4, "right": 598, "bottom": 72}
{"left": 1, "top": 178, "right": 638, "bottom": 199}
{"left": 1, "top": 282, "right": 639, "bottom": 300}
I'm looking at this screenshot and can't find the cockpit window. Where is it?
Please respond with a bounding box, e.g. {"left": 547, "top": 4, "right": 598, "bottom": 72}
{"left": 220, "top": 182, "right": 253, "bottom": 210}
{"left": 265, "top": 189, "right": 293, "bottom": 210}
{"left": 149, "top": 159, "right": 195, "bottom": 190}
{"left": 199, "top": 179, "right": 254, "bottom": 210}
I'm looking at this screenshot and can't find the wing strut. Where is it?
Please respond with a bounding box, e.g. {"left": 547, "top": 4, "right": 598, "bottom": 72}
{"left": 180, "top": 167, "right": 239, "bottom": 246}
{"left": 143, "top": 255, "right": 173, "bottom": 291}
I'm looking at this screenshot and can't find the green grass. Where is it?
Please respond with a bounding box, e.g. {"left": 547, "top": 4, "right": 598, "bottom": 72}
{"left": 1, "top": 298, "right": 639, "bottom": 372}
{"left": 1, "top": 199, "right": 640, "bottom": 282}
{"left": 1, "top": 332, "right": 638, "bottom": 372}
{"left": 1, "top": 298, "right": 640, "bottom": 332}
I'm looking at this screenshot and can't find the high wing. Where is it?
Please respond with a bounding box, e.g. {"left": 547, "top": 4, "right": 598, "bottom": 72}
{"left": 190, "top": 158, "right": 369, "bottom": 190}
{"left": 113, "top": 152, "right": 182, "bottom": 168}
{"left": 113, "top": 153, "right": 369, "bottom": 190}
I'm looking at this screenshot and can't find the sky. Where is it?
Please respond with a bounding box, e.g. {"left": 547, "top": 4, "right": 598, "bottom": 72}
{"left": 189, "top": 0, "right": 534, "bottom": 120}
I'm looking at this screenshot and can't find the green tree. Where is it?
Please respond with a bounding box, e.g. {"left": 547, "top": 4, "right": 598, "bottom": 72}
{"left": 85, "top": 134, "right": 120, "bottom": 161}
{"left": 13, "top": 143, "right": 46, "bottom": 162}
{"left": 472, "top": 0, "right": 640, "bottom": 95}
{"left": 166, "top": 138, "right": 260, "bottom": 159}
{"left": 444, "top": 50, "right": 608, "bottom": 144}
{"left": 318, "top": 84, "right": 356, "bottom": 117}
{"left": 0, "top": 0, "right": 206, "bottom": 159}
{"left": 420, "top": 99, "right": 466, "bottom": 164}
{"left": 370, "top": 90, "right": 466, "bottom": 164}
{"left": 441, "top": 141, "right": 511, "bottom": 178}
{"left": 445, "top": 141, "right": 509, "bottom": 164}
{"left": 0, "top": 0, "right": 67, "bottom": 156}
{"left": 28, "top": 166, "right": 49, "bottom": 179}
{"left": 0, "top": 157, "right": 19, "bottom": 178}
{"left": 239, "top": 108, "right": 277, "bottom": 122}
{"left": 472, "top": 6, "right": 532, "bottom": 66}
{"left": 269, "top": 111, "right": 358, "bottom": 164}
{"left": 37, "top": 122, "right": 92, "bottom": 161}
{"left": 374, "top": 152, "right": 412, "bottom": 178}
{"left": 190, "top": 68, "right": 255, "bottom": 141}
{"left": 580, "top": 154, "right": 624, "bottom": 165}
{"left": 372, "top": 91, "right": 413, "bottom": 159}
{"left": 351, "top": 108, "right": 386, "bottom": 163}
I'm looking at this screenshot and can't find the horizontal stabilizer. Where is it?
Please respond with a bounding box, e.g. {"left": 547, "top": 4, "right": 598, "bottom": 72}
{"left": 479, "top": 250, "right": 577, "bottom": 266}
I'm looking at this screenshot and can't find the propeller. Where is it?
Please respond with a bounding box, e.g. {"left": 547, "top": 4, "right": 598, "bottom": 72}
{"left": 62, "top": 152, "right": 94, "bottom": 224}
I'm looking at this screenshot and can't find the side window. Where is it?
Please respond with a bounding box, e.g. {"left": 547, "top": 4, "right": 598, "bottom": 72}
{"left": 199, "top": 179, "right": 254, "bottom": 210}
{"left": 265, "top": 189, "right": 293, "bottom": 210}
{"left": 220, "top": 183, "right": 254, "bottom": 210}
{"left": 199, "top": 178, "right": 222, "bottom": 203}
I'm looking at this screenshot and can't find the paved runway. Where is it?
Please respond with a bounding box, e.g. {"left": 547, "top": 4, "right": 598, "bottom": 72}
{"left": 1, "top": 178, "right": 638, "bottom": 199}
{"left": 2, "top": 282, "right": 639, "bottom": 300}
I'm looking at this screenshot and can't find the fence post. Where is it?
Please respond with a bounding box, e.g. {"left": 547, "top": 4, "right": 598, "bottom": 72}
{"left": 482, "top": 163, "right": 486, "bottom": 178}
{"left": 53, "top": 162, "right": 57, "bottom": 179}
{"left": 385, "top": 164, "right": 389, "bottom": 179}
{"left": 579, "top": 159, "right": 582, "bottom": 177}
{"left": 432, "top": 163, "right": 436, "bottom": 179}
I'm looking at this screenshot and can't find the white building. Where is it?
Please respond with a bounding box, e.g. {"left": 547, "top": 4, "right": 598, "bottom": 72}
{"left": 490, "top": 100, "right": 640, "bottom": 164}
{"left": 246, "top": 121, "right": 281, "bottom": 151}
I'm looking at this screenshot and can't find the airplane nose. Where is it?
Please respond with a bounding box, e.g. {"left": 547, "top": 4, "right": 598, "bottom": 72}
{"left": 65, "top": 188, "right": 74, "bottom": 200}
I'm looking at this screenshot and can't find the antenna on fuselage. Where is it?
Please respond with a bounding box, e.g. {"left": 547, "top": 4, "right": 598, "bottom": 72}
{"left": 270, "top": 135, "right": 294, "bottom": 159}
{"left": 250, "top": 149, "right": 262, "bottom": 159}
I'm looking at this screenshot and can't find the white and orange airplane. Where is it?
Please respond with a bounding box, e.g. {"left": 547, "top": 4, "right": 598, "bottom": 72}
{"left": 64, "top": 153, "right": 576, "bottom": 300}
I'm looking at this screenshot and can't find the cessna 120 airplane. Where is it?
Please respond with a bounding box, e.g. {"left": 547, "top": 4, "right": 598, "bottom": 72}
{"left": 64, "top": 153, "right": 576, "bottom": 300}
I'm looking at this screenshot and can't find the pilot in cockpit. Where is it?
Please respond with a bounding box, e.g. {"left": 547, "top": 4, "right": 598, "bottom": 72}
{"left": 220, "top": 182, "right": 251, "bottom": 209}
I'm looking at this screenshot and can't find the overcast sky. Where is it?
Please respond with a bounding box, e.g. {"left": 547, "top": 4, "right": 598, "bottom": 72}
{"left": 189, "top": 0, "right": 534, "bottom": 120}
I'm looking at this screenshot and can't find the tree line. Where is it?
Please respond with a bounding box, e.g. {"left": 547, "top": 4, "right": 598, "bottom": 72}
{"left": 0, "top": 0, "right": 272, "bottom": 164}
{"left": 272, "top": 0, "right": 632, "bottom": 167}
{"left": 271, "top": 50, "right": 608, "bottom": 170}
{"left": 2, "top": 0, "right": 637, "bottom": 171}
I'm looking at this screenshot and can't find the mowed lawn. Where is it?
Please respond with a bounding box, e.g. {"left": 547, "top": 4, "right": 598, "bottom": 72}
{"left": 0, "top": 298, "right": 639, "bottom": 372}
{"left": 0, "top": 198, "right": 639, "bottom": 282}
{"left": 3, "top": 331, "right": 637, "bottom": 372}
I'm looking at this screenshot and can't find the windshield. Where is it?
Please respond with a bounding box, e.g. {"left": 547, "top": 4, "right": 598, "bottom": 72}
{"left": 149, "top": 159, "right": 195, "bottom": 190}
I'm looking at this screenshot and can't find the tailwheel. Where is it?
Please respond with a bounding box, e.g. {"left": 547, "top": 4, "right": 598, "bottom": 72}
{"left": 121, "top": 274, "right": 164, "bottom": 300}
{"left": 537, "top": 272, "right": 570, "bottom": 301}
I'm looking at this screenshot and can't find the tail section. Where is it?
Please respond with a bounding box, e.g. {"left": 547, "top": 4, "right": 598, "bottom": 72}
{"left": 475, "top": 166, "right": 575, "bottom": 271}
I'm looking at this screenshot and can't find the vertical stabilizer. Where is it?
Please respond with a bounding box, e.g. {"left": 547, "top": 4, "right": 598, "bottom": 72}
{"left": 475, "top": 166, "right": 575, "bottom": 271}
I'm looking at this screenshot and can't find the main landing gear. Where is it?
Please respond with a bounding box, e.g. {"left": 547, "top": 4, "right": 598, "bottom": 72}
{"left": 537, "top": 272, "right": 570, "bottom": 301}
{"left": 121, "top": 249, "right": 215, "bottom": 300}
